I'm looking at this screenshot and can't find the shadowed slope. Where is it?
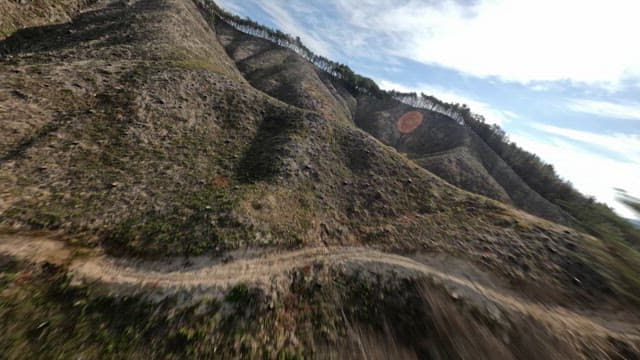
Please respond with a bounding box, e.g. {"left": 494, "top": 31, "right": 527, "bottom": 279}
{"left": 354, "top": 96, "right": 571, "bottom": 224}
{"left": 212, "top": 18, "right": 570, "bottom": 226}
{"left": 214, "top": 21, "right": 356, "bottom": 124}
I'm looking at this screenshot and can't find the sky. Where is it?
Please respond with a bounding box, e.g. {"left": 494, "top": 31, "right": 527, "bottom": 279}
{"left": 216, "top": 0, "right": 640, "bottom": 220}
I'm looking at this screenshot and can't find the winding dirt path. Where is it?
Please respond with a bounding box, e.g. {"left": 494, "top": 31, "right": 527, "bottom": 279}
{"left": 1, "top": 233, "right": 639, "bottom": 340}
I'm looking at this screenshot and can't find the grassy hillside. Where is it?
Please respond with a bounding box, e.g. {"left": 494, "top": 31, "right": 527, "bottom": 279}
{"left": 0, "top": 0, "right": 639, "bottom": 357}
{"left": 210, "top": 14, "right": 573, "bottom": 226}
{"left": 353, "top": 95, "right": 571, "bottom": 224}
{"left": 203, "top": 0, "right": 640, "bottom": 311}
{"left": 0, "top": 0, "right": 92, "bottom": 40}
{"left": 206, "top": 2, "right": 640, "bottom": 253}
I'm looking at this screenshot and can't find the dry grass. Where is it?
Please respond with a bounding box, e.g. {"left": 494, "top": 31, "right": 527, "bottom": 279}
{"left": 1, "top": 0, "right": 640, "bottom": 357}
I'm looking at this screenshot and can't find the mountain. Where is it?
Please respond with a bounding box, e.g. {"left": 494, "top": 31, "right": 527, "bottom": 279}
{"left": 1, "top": 0, "right": 639, "bottom": 358}
{"left": 214, "top": 15, "right": 640, "bottom": 251}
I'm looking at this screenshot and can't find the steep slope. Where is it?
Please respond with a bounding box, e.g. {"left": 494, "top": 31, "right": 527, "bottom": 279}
{"left": 214, "top": 20, "right": 357, "bottom": 124}
{"left": 1, "top": 0, "right": 640, "bottom": 357}
{"left": 354, "top": 96, "right": 571, "bottom": 224}
{"left": 212, "top": 19, "right": 570, "bottom": 225}
{"left": 0, "top": 0, "right": 91, "bottom": 40}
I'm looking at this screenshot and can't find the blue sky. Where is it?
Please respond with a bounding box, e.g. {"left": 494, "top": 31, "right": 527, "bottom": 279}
{"left": 217, "top": 0, "right": 640, "bottom": 219}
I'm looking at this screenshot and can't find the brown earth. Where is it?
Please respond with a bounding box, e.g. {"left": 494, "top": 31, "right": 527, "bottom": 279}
{"left": 1, "top": 0, "right": 640, "bottom": 357}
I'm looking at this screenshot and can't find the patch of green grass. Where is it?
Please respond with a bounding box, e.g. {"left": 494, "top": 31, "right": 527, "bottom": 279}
{"left": 171, "top": 58, "right": 225, "bottom": 74}
{"left": 582, "top": 236, "right": 640, "bottom": 306}
{"left": 225, "top": 283, "right": 251, "bottom": 303}
{"left": 104, "top": 186, "right": 242, "bottom": 257}
{"left": 167, "top": 46, "right": 238, "bottom": 79}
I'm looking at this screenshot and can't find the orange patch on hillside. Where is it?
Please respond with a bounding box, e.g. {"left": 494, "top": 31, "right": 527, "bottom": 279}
{"left": 212, "top": 176, "right": 230, "bottom": 188}
{"left": 397, "top": 111, "right": 424, "bottom": 134}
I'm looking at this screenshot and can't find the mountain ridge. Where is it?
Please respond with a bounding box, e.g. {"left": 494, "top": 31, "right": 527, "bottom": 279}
{"left": 205, "top": 0, "right": 640, "bottom": 250}
{"left": 1, "top": 0, "right": 639, "bottom": 357}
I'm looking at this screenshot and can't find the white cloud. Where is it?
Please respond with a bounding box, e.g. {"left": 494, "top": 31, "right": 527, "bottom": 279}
{"left": 223, "top": 0, "right": 640, "bottom": 88}
{"left": 510, "top": 131, "right": 640, "bottom": 220}
{"left": 214, "top": 0, "right": 245, "bottom": 14}
{"left": 332, "top": 0, "right": 640, "bottom": 88}
{"left": 250, "top": 2, "right": 334, "bottom": 57}
{"left": 531, "top": 123, "right": 640, "bottom": 164}
{"left": 566, "top": 99, "right": 640, "bottom": 121}
{"left": 377, "top": 79, "right": 518, "bottom": 126}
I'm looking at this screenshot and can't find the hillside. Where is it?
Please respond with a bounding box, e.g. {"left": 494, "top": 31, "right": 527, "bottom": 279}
{"left": 1, "top": 0, "right": 640, "bottom": 357}
{"left": 0, "top": 0, "right": 91, "bottom": 40}
{"left": 213, "top": 19, "right": 572, "bottom": 227}
{"left": 353, "top": 95, "right": 571, "bottom": 224}
{"left": 211, "top": 7, "right": 640, "bottom": 252}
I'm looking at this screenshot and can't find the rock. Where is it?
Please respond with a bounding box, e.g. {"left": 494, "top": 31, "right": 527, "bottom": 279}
{"left": 11, "top": 90, "right": 29, "bottom": 100}
{"left": 486, "top": 303, "right": 503, "bottom": 321}
{"left": 36, "top": 321, "right": 49, "bottom": 329}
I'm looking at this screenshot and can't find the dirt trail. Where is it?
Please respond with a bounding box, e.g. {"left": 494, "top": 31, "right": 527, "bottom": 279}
{"left": 1, "top": 233, "right": 639, "bottom": 340}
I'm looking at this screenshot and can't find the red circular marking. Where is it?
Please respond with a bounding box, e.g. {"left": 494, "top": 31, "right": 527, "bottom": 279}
{"left": 212, "top": 176, "right": 230, "bottom": 188}
{"left": 397, "top": 111, "right": 424, "bottom": 134}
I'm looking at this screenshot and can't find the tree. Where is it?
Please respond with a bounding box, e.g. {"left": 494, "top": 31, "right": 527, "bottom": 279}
{"left": 617, "top": 189, "right": 640, "bottom": 217}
